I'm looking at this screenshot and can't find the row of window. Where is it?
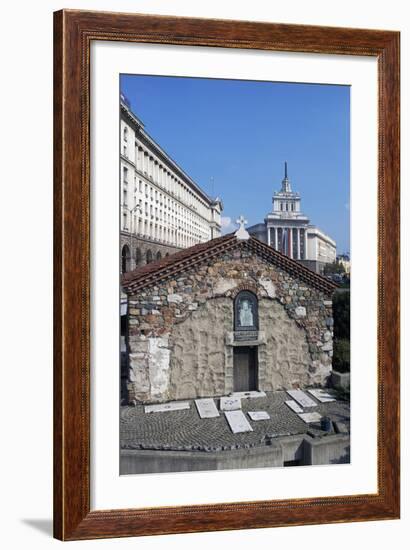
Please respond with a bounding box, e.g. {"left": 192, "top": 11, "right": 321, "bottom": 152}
{"left": 122, "top": 212, "right": 209, "bottom": 247}
{"left": 122, "top": 168, "right": 210, "bottom": 229}
{"left": 122, "top": 168, "right": 210, "bottom": 245}
{"left": 275, "top": 201, "right": 297, "bottom": 212}
{"left": 122, "top": 124, "right": 209, "bottom": 219}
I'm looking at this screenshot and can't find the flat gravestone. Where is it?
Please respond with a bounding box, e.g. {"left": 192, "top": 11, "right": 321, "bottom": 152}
{"left": 145, "top": 401, "right": 190, "bottom": 414}
{"left": 248, "top": 411, "right": 270, "bottom": 421}
{"left": 225, "top": 410, "right": 253, "bottom": 433}
{"left": 287, "top": 389, "right": 317, "bottom": 408}
{"left": 308, "top": 388, "right": 336, "bottom": 403}
{"left": 195, "top": 398, "right": 220, "bottom": 418}
{"left": 285, "top": 400, "right": 303, "bottom": 414}
{"left": 334, "top": 421, "right": 349, "bottom": 434}
{"left": 298, "top": 412, "right": 322, "bottom": 423}
{"left": 232, "top": 391, "right": 266, "bottom": 399}
{"left": 220, "top": 396, "right": 242, "bottom": 411}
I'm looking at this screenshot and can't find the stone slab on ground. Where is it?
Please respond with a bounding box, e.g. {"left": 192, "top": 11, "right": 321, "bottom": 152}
{"left": 220, "top": 396, "right": 242, "bottom": 411}
{"left": 287, "top": 389, "right": 317, "bottom": 408}
{"left": 121, "top": 390, "right": 350, "bottom": 452}
{"left": 334, "top": 421, "right": 349, "bottom": 434}
{"left": 308, "top": 389, "right": 336, "bottom": 403}
{"left": 248, "top": 411, "right": 270, "bottom": 421}
{"left": 285, "top": 400, "right": 303, "bottom": 414}
{"left": 145, "top": 401, "right": 190, "bottom": 414}
{"left": 298, "top": 412, "right": 322, "bottom": 424}
{"left": 195, "top": 398, "right": 220, "bottom": 418}
{"left": 225, "top": 410, "right": 254, "bottom": 433}
{"left": 232, "top": 391, "right": 266, "bottom": 399}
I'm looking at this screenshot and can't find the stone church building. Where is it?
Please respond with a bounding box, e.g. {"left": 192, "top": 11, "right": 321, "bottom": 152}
{"left": 121, "top": 225, "right": 337, "bottom": 405}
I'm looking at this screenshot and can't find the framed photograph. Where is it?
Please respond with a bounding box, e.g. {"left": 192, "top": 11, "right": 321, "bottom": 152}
{"left": 54, "top": 9, "right": 400, "bottom": 540}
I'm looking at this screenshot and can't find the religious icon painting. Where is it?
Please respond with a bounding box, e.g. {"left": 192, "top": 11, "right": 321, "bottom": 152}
{"left": 119, "top": 75, "right": 351, "bottom": 475}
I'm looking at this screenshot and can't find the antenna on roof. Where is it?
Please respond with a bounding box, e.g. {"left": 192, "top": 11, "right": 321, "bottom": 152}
{"left": 284, "top": 161, "right": 288, "bottom": 179}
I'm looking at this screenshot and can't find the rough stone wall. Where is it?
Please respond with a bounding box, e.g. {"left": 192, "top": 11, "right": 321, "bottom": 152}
{"left": 126, "top": 246, "right": 334, "bottom": 403}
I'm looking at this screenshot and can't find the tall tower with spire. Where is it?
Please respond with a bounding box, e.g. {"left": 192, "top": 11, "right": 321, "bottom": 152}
{"left": 249, "top": 162, "right": 310, "bottom": 259}
{"left": 281, "top": 161, "right": 291, "bottom": 193}
{"left": 271, "top": 162, "right": 302, "bottom": 215}
{"left": 247, "top": 161, "right": 337, "bottom": 272}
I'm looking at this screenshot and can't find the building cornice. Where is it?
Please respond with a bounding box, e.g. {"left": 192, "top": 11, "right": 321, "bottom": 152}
{"left": 306, "top": 226, "right": 336, "bottom": 247}
{"left": 121, "top": 102, "right": 215, "bottom": 207}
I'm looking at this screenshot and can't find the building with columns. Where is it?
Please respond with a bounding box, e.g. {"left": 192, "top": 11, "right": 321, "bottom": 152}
{"left": 248, "top": 163, "right": 337, "bottom": 274}
{"left": 120, "top": 94, "right": 223, "bottom": 273}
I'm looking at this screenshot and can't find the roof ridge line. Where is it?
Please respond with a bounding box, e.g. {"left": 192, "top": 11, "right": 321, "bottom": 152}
{"left": 245, "top": 237, "right": 338, "bottom": 291}
{"left": 122, "top": 234, "right": 337, "bottom": 295}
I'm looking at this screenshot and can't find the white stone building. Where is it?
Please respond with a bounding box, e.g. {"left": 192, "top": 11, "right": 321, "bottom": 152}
{"left": 248, "top": 163, "right": 337, "bottom": 274}
{"left": 307, "top": 226, "right": 337, "bottom": 266}
{"left": 120, "top": 94, "right": 223, "bottom": 272}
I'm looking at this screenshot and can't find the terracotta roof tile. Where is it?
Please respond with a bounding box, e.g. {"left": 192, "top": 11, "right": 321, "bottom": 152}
{"left": 121, "top": 234, "right": 338, "bottom": 295}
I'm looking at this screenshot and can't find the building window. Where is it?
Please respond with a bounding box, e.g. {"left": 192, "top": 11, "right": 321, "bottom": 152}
{"left": 292, "top": 228, "right": 298, "bottom": 258}
{"left": 123, "top": 144, "right": 127, "bottom": 157}
{"left": 300, "top": 229, "right": 305, "bottom": 259}
{"left": 123, "top": 126, "right": 128, "bottom": 142}
{"left": 123, "top": 166, "right": 128, "bottom": 183}
{"left": 269, "top": 228, "right": 275, "bottom": 249}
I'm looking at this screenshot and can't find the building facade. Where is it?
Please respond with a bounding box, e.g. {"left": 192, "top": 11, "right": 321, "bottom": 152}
{"left": 122, "top": 228, "right": 337, "bottom": 405}
{"left": 248, "top": 163, "right": 337, "bottom": 274}
{"left": 120, "top": 94, "right": 223, "bottom": 272}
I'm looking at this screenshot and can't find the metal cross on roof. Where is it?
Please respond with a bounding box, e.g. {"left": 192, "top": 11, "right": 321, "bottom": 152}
{"left": 235, "top": 215, "right": 250, "bottom": 240}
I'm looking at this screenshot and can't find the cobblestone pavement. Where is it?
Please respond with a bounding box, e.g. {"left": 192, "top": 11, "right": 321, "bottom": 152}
{"left": 120, "top": 390, "right": 350, "bottom": 452}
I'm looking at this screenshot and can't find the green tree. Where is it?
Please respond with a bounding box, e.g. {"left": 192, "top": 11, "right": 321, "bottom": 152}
{"left": 332, "top": 290, "right": 350, "bottom": 373}
{"left": 333, "top": 338, "right": 350, "bottom": 373}
{"left": 324, "top": 261, "right": 345, "bottom": 276}
{"left": 333, "top": 290, "right": 350, "bottom": 339}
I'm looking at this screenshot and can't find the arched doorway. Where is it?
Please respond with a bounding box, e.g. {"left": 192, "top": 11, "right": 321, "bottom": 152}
{"left": 121, "top": 244, "right": 131, "bottom": 273}
{"left": 156, "top": 251, "right": 162, "bottom": 261}
{"left": 146, "top": 249, "right": 153, "bottom": 264}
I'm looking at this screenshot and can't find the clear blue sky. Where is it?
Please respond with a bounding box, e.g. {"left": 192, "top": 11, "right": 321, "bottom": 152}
{"left": 120, "top": 75, "right": 350, "bottom": 254}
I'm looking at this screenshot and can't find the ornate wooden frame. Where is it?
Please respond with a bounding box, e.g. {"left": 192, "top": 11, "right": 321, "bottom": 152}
{"left": 53, "top": 9, "right": 400, "bottom": 541}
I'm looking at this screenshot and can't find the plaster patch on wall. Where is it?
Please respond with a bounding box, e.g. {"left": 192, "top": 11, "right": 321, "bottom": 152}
{"left": 213, "top": 278, "right": 238, "bottom": 296}
{"left": 148, "top": 336, "right": 171, "bottom": 399}
{"left": 259, "top": 278, "right": 276, "bottom": 298}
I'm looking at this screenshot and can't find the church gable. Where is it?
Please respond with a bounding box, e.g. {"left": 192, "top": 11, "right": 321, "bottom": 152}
{"left": 122, "top": 233, "right": 337, "bottom": 296}
{"left": 125, "top": 239, "right": 336, "bottom": 404}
